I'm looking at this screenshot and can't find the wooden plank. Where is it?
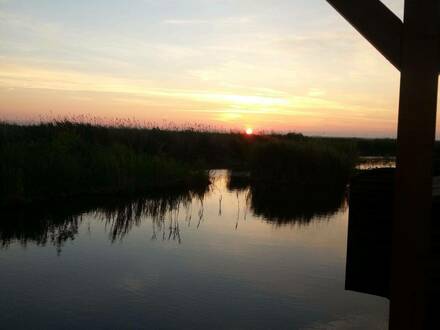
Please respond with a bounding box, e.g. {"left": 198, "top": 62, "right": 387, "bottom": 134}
{"left": 326, "top": 0, "right": 403, "bottom": 71}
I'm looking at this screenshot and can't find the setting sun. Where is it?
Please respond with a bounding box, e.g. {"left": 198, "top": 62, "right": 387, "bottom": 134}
{"left": 246, "top": 128, "right": 254, "bottom": 135}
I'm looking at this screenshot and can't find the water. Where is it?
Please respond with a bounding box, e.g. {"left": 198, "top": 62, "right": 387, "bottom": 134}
{"left": 0, "top": 171, "right": 389, "bottom": 329}
{"left": 357, "top": 157, "right": 396, "bottom": 170}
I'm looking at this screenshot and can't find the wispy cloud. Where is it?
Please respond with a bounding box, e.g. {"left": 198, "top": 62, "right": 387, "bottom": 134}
{"left": 163, "top": 19, "right": 211, "bottom": 25}
{"left": 0, "top": 0, "right": 422, "bottom": 136}
{"left": 163, "top": 16, "right": 253, "bottom": 25}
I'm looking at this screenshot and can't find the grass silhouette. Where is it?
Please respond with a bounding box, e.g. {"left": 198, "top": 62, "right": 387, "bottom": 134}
{"left": 2, "top": 120, "right": 437, "bottom": 208}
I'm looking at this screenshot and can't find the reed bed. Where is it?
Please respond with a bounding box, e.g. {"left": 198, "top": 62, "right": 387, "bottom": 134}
{"left": 5, "top": 120, "right": 434, "bottom": 207}
{"left": 0, "top": 121, "right": 210, "bottom": 206}
{"left": 250, "top": 140, "right": 357, "bottom": 187}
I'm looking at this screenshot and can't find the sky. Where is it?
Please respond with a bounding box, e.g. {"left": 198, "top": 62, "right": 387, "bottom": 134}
{"left": 0, "top": 0, "right": 437, "bottom": 137}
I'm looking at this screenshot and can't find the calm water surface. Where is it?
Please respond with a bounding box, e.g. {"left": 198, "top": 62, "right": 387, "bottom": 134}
{"left": 0, "top": 171, "right": 389, "bottom": 329}
{"left": 357, "top": 157, "right": 396, "bottom": 170}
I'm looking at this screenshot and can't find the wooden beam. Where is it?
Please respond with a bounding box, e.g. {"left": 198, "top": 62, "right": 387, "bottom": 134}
{"left": 327, "top": 0, "right": 403, "bottom": 71}
{"left": 326, "top": 0, "right": 440, "bottom": 328}
{"left": 390, "top": 1, "right": 440, "bottom": 327}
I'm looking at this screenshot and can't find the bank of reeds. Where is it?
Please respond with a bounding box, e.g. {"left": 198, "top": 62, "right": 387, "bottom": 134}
{"left": 1, "top": 121, "right": 380, "bottom": 207}
{"left": 250, "top": 140, "right": 357, "bottom": 187}
{"left": 0, "top": 122, "right": 210, "bottom": 207}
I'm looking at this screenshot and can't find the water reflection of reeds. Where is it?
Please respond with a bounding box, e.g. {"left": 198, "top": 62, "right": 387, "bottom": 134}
{"left": 0, "top": 171, "right": 348, "bottom": 251}
{"left": 249, "top": 183, "right": 347, "bottom": 225}
{"left": 0, "top": 210, "right": 82, "bottom": 254}
{"left": 0, "top": 186, "right": 209, "bottom": 252}
{"left": 96, "top": 194, "right": 192, "bottom": 242}
{"left": 227, "top": 171, "right": 347, "bottom": 226}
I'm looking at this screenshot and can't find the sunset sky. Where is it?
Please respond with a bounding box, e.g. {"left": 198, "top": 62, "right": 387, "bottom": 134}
{"left": 0, "top": 0, "right": 438, "bottom": 137}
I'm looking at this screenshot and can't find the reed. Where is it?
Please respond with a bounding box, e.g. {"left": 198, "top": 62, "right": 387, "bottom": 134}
{"left": 249, "top": 140, "right": 358, "bottom": 187}
{"left": 3, "top": 120, "right": 408, "bottom": 207}
{"left": 0, "top": 121, "right": 210, "bottom": 206}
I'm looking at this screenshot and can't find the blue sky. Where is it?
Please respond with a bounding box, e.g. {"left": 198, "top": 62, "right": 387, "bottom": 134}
{"left": 2, "top": 0, "right": 433, "bottom": 137}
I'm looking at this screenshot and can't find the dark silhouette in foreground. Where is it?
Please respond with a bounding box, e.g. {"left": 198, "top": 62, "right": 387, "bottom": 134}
{"left": 327, "top": 1, "right": 439, "bottom": 328}
{"left": 347, "top": 169, "right": 440, "bottom": 326}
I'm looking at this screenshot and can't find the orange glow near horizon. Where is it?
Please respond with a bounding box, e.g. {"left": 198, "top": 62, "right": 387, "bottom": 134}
{"left": 246, "top": 128, "right": 254, "bottom": 135}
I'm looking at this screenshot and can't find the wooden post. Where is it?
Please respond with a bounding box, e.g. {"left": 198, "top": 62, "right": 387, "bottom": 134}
{"left": 391, "top": 1, "right": 439, "bottom": 328}
{"left": 326, "top": 0, "right": 440, "bottom": 328}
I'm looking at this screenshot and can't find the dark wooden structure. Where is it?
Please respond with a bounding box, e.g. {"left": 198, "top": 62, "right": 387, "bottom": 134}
{"left": 326, "top": 1, "right": 440, "bottom": 329}
{"left": 347, "top": 170, "right": 440, "bottom": 323}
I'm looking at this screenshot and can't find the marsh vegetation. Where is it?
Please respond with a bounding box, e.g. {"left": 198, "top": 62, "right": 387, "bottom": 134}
{"left": 0, "top": 121, "right": 357, "bottom": 207}
{"left": 1, "top": 121, "right": 438, "bottom": 208}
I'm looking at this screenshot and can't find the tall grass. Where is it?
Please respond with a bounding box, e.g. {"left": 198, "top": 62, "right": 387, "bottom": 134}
{"left": 2, "top": 120, "right": 393, "bottom": 207}
{"left": 0, "top": 121, "right": 209, "bottom": 206}
{"left": 0, "top": 121, "right": 259, "bottom": 168}
{"left": 250, "top": 140, "right": 357, "bottom": 187}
